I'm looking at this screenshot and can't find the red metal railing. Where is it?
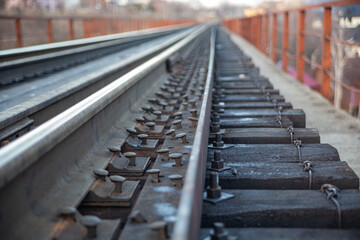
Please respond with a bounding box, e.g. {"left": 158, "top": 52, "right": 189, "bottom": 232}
{"left": 0, "top": 15, "right": 195, "bottom": 50}
{"left": 222, "top": 0, "right": 360, "bottom": 118}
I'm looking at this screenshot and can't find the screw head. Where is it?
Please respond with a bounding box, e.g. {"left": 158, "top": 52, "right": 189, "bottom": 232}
{"left": 169, "top": 174, "right": 183, "bottom": 188}
{"left": 93, "top": 169, "right": 108, "bottom": 181}
{"left": 108, "top": 146, "right": 121, "bottom": 153}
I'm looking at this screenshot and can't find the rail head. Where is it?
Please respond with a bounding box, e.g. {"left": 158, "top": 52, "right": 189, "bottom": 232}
{"left": 172, "top": 27, "right": 216, "bottom": 240}
{"left": 0, "top": 24, "right": 208, "bottom": 190}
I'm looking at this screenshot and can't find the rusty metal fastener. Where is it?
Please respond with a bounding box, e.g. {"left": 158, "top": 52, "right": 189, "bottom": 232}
{"left": 148, "top": 98, "right": 159, "bottom": 105}
{"left": 173, "top": 112, "right": 183, "bottom": 119}
{"left": 183, "top": 94, "right": 189, "bottom": 101}
{"left": 124, "top": 152, "right": 136, "bottom": 166}
{"left": 149, "top": 221, "right": 169, "bottom": 240}
{"left": 172, "top": 120, "right": 182, "bottom": 129}
{"left": 169, "top": 153, "right": 182, "bottom": 167}
{"left": 58, "top": 207, "right": 77, "bottom": 221}
{"left": 175, "top": 133, "right": 188, "bottom": 144}
{"left": 147, "top": 169, "right": 160, "bottom": 183}
{"left": 188, "top": 99, "right": 196, "bottom": 108}
{"left": 165, "top": 129, "right": 176, "bottom": 139}
{"left": 82, "top": 215, "right": 101, "bottom": 239}
{"left": 213, "top": 133, "right": 224, "bottom": 147}
{"left": 210, "top": 122, "right": 220, "bottom": 133}
{"left": 136, "top": 117, "right": 146, "bottom": 124}
{"left": 153, "top": 111, "right": 162, "bottom": 120}
{"left": 212, "top": 151, "right": 224, "bottom": 169}
{"left": 189, "top": 109, "right": 198, "bottom": 117}
{"left": 159, "top": 102, "right": 168, "bottom": 110}
{"left": 110, "top": 175, "right": 126, "bottom": 193}
{"left": 210, "top": 222, "right": 229, "bottom": 240}
{"left": 141, "top": 106, "right": 153, "bottom": 114}
{"left": 137, "top": 134, "right": 148, "bottom": 145}
{"left": 93, "top": 169, "right": 108, "bottom": 181}
{"left": 182, "top": 102, "right": 188, "bottom": 110}
{"left": 188, "top": 117, "right": 198, "bottom": 128}
{"left": 169, "top": 174, "right": 183, "bottom": 188}
{"left": 126, "top": 128, "right": 137, "bottom": 137}
{"left": 130, "top": 210, "right": 147, "bottom": 223}
{"left": 145, "top": 122, "right": 156, "bottom": 130}
{"left": 108, "top": 146, "right": 121, "bottom": 153}
{"left": 156, "top": 148, "right": 170, "bottom": 161}
{"left": 207, "top": 172, "right": 221, "bottom": 199}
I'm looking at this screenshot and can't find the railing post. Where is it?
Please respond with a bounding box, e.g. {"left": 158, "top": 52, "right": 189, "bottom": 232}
{"left": 296, "top": 10, "right": 305, "bottom": 82}
{"left": 282, "top": 11, "right": 289, "bottom": 72}
{"left": 47, "top": 19, "right": 53, "bottom": 43}
{"left": 321, "top": 7, "right": 332, "bottom": 99}
{"left": 68, "top": 19, "right": 74, "bottom": 40}
{"left": 15, "top": 18, "right": 22, "bottom": 48}
{"left": 263, "top": 14, "right": 269, "bottom": 55}
{"left": 271, "top": 13, "right": 277, "bottom": 62}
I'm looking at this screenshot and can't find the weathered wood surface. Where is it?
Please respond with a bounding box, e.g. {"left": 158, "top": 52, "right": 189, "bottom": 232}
{"left": 199, "top": 228, "right": 360, "bottom": 240}
{"left": 220, "top": 102, "right": 293, "bottom": 109}
{"left": 202, "top": 189, "right": 360, "bottom": 228}
{"left": 215, "top": 83, "right": 273, "bottom": 89}
{"left": 205, "top": 161, "right": 359, "bottom": 190}
{"left": 217, "top": 89, "right": 279, "bottom": 95}
{"left": 209, "top": 128, "right": 320, "bottom": 144}
{"left": 219, "top": 109, "right": 305, "bottom": 128}
{"left": 219, "top": 117, "right": 293, "bottom": 128}
{"left": 207, "top": 144, "right": 340, "bottom": 163}
{"left": 218, "top": 95, "right": 285, "bottom": 103}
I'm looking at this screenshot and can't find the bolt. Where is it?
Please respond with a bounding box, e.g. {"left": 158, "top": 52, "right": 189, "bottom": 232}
{"left": 126, "top": 128, "right": 137, "bottom": 137}
{"left": 147, "top": 169, "right": 160, "bottom": 183}
{"left": 141, "top": 106, "right": 153, "bottom": 114}
{"left": 190, "top": 88, "right": 195, "bottom": 95}
{"left": 189, "top": 109, "right": 197, "bottom": 117}
{"left": 172, "top": 120, "right": 182, "bottom": 129}
{"left": 165, "top": 129, "right": 176, "bottom": 140}
{"left": 183, "top": 95, "right": 189, "bottom": 101}
{"left": 210, "top": 222, "right": 229, "bottom": 240}
{"left": 156, "top": 148, "right": 170, "bottom": 161}
{"left": 210, "top": 123, "right": 220, "bottom": 133}
{"left": 212, "top": 151, "right": 224, "bottom": 169}
{"left": 82, "top": 215, "right": 101, "bottom": 239}
{"left": 110, "top": 175, "right": 126, "bottom": 193}
{"left": 107, "top": 146, "right": 121, "bottom": 153}
{"left": 136, "top": 117, "right": 145, "bottom": 124}
{"left": 211, "top": 113, "right": 220, "bottom": 122}
{"left": 159, "top": 102, "right": 168, "bottom": 110}
{"left": 130, "top": 210, "right": 147, "bottom": 223}
{"left": 213, "top": 133, "right": 224, "bottom": 147}
{"left": 170, "top": 153, "right": 182, "bottom": 167}
{"left": 169, "top": 174, "right": 183, "bottom": 188}
{"left": 206, "top": 172, "right": 221, "bottom": 199}
{"left": 188, "top": 117, "right": 198, "bottom": 128}
{"left": 213, "top": 104, "right": 220, "bottom": 111}
{"left": 153, "top": 111, "right": 162, "bottom": 120}
{"left": 149, "top": 221, "right": 169, "bottom": 240}
{"left": 188, "top": 99, "right": 196, "bottom": 108}
{"left": 175, "top": 133, "right": 188, "bottom": 144}
{"left": 58, "top": 207, "right": 77, "bottom": 221}
{"left": 137, "top": 134, "right": 148, "bottom": 145}
{"left": 93, "top": 169, "right": 108, "bottom": 181}
{"left": 124, "top": 152, "right": 136, "bottom": 166}
{"left": 145, "top": 122, "right": 156, "bottom": 130}
{"left": 182, "top": 102, "right": 188, "bottom": 110}
{"left": 173, "top": 112, "right": 183, "bottom": 119}
{"left": 148, "top": 98, "right": 159, "bottom": 105}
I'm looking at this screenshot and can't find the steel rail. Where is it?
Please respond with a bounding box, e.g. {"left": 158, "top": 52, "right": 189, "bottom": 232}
{"left": 0, "top": 25, "right": 208, "bottom": 239}
{"left": 173, "top": 26, "right": 215, "bottom": 240}
{"left": 0, "top": 25, "right": 206, "bottom": 189}
{"left": 0, "top": 27, "right": 197, "bottom": 140}
{"left": 0, "top": 24, "right": 192, "bottom": 61}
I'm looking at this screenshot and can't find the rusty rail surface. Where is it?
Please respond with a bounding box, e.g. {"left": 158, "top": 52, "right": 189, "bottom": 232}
{"left": 173, "top": 27, "right": 215, "bottom": 240}
{"left": 0, "top": 14, "right": 196, "bottom": 50}
{"left": 0, "top": 24, "right": 209, "bottom": 239}
{"left": 222, "top": 0, "right": 360, "bottom": 118}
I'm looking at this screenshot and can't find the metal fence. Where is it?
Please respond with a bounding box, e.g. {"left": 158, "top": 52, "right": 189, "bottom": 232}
{"left": 223, "top": 0, "right": 360, "bottom": 118}
{"left": 0, "top": 15, "right": 195, "bottom": 50}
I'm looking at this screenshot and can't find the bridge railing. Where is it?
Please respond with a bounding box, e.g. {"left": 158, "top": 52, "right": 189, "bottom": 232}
{"left": 222, "top": 0, "right": 360, "bottom": 118}
{"left": 0, "top": 15, "right": 195, "bottom": 50}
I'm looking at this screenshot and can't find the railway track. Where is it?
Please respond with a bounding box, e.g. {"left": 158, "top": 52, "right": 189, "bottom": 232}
{"left": 0, "top": 25, "right": 359, "bottom": 240}
{"left": 0, "top": 25, "right": 195, "bottom": 143}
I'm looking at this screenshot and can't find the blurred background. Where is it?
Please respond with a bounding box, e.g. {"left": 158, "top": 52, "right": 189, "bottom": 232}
{"left": 0, "top": 0, "right": 359, "bottom": 115}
